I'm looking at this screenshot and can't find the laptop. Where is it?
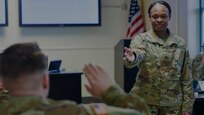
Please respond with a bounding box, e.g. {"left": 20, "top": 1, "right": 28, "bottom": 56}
{"left": 48, "top": 60, "right": 62, "bottom": 73}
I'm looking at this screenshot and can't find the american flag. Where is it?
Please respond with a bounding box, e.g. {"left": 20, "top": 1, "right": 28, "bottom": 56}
{"left": 126, "top": 0, "right": 145, "bottom": 39}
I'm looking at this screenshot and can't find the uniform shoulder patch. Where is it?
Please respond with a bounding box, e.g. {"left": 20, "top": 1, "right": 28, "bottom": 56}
{"left": 90, "top": 103, "right": 108, "bottom": 115}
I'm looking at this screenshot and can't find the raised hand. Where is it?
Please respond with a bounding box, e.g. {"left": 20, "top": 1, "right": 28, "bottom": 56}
{"left": 83, "top": 64, "right": 116, "bottom": 99}
{"left": 124, "top": 47, "right": 135, "bottom": 62}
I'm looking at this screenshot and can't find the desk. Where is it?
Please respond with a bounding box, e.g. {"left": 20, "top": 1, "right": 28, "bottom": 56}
{"left": 48, "top": 72, "right": 83, "bottom": 103}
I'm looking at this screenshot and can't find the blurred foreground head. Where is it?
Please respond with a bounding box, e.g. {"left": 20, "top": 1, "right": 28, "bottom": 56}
{"left": 1, "top": 42, "right": 49, "bottom": 97}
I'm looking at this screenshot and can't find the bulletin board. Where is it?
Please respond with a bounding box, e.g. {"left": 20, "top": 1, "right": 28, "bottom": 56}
{"left": 19, "top": 0, "right": 101, "bottom": 26}
{"left": 0, "top": 0, "right": 8, "bottom": 26}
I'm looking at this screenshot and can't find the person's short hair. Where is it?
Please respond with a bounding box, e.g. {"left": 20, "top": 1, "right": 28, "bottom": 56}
{"left": 148, "top": 1, "right": 171, "bottom": 18}
{"left": 2, "top": 42, "right": 48, "bottom": 78}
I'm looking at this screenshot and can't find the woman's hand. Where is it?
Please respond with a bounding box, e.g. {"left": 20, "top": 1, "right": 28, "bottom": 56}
{"left": 124, "top": 47, "right": 135, "bottom": 62}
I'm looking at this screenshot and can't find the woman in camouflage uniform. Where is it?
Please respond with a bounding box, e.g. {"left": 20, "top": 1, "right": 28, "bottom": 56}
{"left": 124, "top": 1, "right": 194, "bottom": 115}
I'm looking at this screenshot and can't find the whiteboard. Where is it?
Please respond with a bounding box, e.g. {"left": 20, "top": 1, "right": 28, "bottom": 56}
{"left": 19, "top": 0, "right": 101, "bottom": 26}
{"left": 0, "top": 0, "right": 8, "bottom": 26}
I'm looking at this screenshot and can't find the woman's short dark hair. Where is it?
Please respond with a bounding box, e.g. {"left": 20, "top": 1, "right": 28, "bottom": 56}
{"left": 148, "top": 1, "right": 171, "bottom": 18}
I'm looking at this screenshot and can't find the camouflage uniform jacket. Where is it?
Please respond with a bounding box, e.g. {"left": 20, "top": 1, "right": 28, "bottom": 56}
{"left": 0, "top": 85, "right": 151, "bottom": 115}
{"left": 192, "top": 54, "right": 204, "bottom": 80}
{"left": 0, "top": 88, "right": 9, "bottom": 103}
{"left": 124, "top": 29, "right": 194, "bottom": 112}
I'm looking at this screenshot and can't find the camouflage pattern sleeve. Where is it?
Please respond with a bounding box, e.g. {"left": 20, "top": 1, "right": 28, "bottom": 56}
{"left": 0, "top": 88, "right": 9, "bottom": 103}
{"left": 101, "top": 85, "right": 151, "bottom": 115}
{"left": 20, "top": 100, "right": 84, "bottom": 115}
{"left": 0, "top": 96, "right": 148, "bottom": 115}
{"left": 80, "top": 103, "right": 147, "bottom": 115}
{"left": 124, "top": 35, "right": 146, "bottom": 68}
{"left": 180, "top": 49, "right": 194, "bottom": 112}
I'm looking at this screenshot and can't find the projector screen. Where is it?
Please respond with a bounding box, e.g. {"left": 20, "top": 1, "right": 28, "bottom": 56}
{"left": 0, "top": 0, "right": 8, "bottom": 26}
{"left": 19, "top": 0, "right": 101, "bottom": 26}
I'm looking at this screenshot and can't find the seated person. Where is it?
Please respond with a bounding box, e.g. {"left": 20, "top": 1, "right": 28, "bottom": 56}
{"left": 192, "top": 53, "right": 204, "bottom": 80}
{"left": 0, "top": 42, "right": 150, "bottom": 115}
